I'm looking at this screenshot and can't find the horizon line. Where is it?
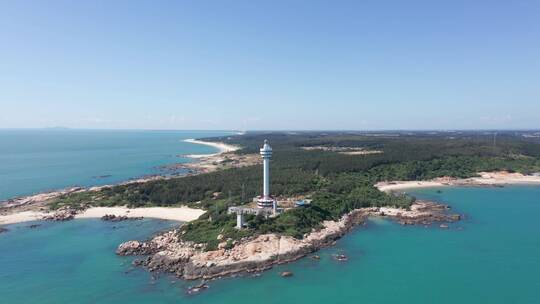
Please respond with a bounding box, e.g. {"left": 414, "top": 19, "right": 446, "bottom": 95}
{"left": 0, "top": 127, "right": 539, "bottom": 132}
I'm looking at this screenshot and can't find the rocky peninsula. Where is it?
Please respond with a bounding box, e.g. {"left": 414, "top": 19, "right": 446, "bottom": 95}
{"left": 117, "top": 201, "right": 461, "bottom": 280}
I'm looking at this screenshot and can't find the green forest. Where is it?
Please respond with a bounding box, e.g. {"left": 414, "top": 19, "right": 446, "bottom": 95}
{"left": 52, "top": 131, "right": 540, "bottom": 249}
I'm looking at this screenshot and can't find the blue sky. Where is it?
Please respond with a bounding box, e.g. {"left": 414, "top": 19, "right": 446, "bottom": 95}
{"left": 0, "top": 0, "right": 538, "bottom": 130}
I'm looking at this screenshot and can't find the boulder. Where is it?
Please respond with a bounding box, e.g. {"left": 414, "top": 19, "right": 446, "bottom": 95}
{"left": 116, "top": 241, "right": 143, "bottom": 255}
{"left": 333, "top": 254, "right": 348, "bottom": 261}
{"left": 187, "top": 282, "right": 209, "bottom": 294}
{"left": 449, "top": 214, "right": 461, "bottom": 221}
{"left": 42, "top": 206, "right": 78, "bottom": 221}
{"left": 102, "top": 214, "right": 126, "bottom": 221}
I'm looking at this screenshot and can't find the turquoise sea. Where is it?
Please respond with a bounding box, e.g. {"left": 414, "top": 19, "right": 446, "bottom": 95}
{"left": 1, "top": 185, "right": 540, "bottom": 303}
{"left": 0, "top": 129, "right": 232, "bottom": 201}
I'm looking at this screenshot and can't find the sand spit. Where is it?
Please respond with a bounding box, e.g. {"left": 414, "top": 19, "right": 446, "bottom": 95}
{"left": 183, "top": 139, "right": 240, "bottom": 158}
{"left": 301, "top": 146, "right": 383, "bottom": 155}
{"left": 0, "top": 206, "right": 205, "bottom": 225}
{"left": 76, "top": 206, "right": 205, "bottom": 222}
{"left": 0, "top": 211, "right": 48, "bottom": 225}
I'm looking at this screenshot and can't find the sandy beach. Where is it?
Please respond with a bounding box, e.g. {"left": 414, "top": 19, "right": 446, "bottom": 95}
{"left": 76, "top": 206, "right": 205, "bottom": 222}
{"left": 0, "top": 206, "right": 205, "bottom": 225}
{"left": 184, "top": 139, "right": 240, "bottom": 158}
{"left": 376, "top": 171, "right": 540, "bottom": 192}
{"left": 0, "top": 211, "right": 47, "bottom": 225}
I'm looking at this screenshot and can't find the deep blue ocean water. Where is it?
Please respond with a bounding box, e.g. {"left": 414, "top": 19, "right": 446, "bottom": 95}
{"left": 1, "top": 186, "right": 540, "bottom": 303}
{"left": 0, "top": 129, "right": 232, "bottom": 201}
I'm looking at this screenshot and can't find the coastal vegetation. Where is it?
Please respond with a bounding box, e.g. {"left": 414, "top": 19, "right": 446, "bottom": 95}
{"left": 52, "top": 131, "right": 540, "bottom": 249}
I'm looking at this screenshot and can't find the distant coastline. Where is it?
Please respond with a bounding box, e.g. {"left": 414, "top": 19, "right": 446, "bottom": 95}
{"left": 0, "top": 130, "right": 238, "bottom": 202}
{"left": 0, "top": 138, "right": 241, "bottom": 225}
{"left": 183, "top": 138, "right": 240, "bottom": 158}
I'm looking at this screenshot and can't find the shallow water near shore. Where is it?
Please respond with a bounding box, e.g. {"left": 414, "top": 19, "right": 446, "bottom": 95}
{"left": 1, "top": 185, "right": 540, "bottom": 303}
{"left": 0, "top": 129, "right": 232, "bottom": 201}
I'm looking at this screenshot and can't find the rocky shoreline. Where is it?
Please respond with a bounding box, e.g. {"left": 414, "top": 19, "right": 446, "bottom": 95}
{"left": 117, "top": 201, "right": 461, "bottom": 281}
{"left": 101, "top": 214, "right": 144, "bottom": 222}
{"left": 42, "top": 206, "right": 80, "bottom": 221}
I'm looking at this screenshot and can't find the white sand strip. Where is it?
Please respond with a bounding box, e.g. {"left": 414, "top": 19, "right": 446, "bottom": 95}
{"left": 376, "top": 172, "right": 540, "bottom": 192}
{"left": 376, "top": 181, "right": 447, "bottom": 192}
{"left": 76, "top": 206, "right": 205, "bottom": 222}
{"left": 0, "top": 211, "right": 47, "bottom": 225}
{"left": 184, "top": 139, "right": 240, "bottom": 158}
{"left": 0, "top": 207, "right": 205, "bottom": 225}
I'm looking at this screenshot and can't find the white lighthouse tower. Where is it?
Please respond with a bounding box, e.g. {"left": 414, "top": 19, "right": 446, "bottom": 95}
{"left": 257, "top": 139, "right": 275, "bottom": 208}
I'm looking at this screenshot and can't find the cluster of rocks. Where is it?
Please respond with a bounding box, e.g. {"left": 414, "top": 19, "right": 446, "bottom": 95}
{"left": 371, "top": 201, "right": 462, "bottom": 227}
{"left": 42, "top": 206, "right": 79, "bottom": 221}
{"left": 116, "top": 201, "right": 462, "bottom": 281}
{"left": 117, "top": 230, "right": 182, "bottom": 256}
{"left": 394, "top": 212, "right": 460, "bottom": 226}
{"left": 0, "top": 227, "right": 8, "bottom": 234}
{"left": 101, "top": 214, "right": 143, "bottom": 222}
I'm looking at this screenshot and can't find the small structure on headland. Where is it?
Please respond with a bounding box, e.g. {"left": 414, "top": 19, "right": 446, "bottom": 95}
{"left": 228, "top": 206, "right": 275, "bottom": 229}
{"left": 295, "top": 199, "right": 312, "bottom": 207}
